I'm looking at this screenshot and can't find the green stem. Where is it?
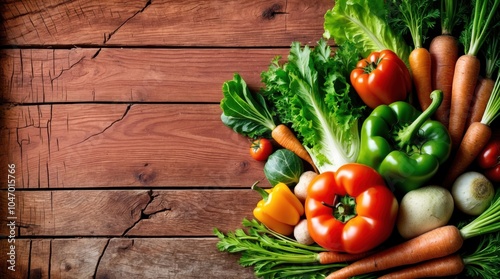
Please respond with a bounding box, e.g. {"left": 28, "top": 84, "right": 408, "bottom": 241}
{"left": 397, "top": 90, "right": 443, "bottom": 147}
{"left": 460, "top": 190, "right": 500, "bottom": 239}
{"left": 251, "top": 181, "right": 269, "bottom": 201}
{"left": 468, "top": 0, "right": 500, "bottom": 56}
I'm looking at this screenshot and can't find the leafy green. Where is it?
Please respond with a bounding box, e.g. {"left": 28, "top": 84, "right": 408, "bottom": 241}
{"left": 220, "top": 74, "right": 277, "bottom": 138}
{"left": 264, "top": 149, "right": 304, "bottom": 187}
{"left": 260, "top": 40, "right": 365, "bottom": 173}
{"left": 214, "top": 219, "right": 342, "bottom": 279}
{"left": 323, "top": 0, "right": 411, "bottom": 66}
{"left": 462, "top": 232, "right": 500, "bottom": 279}
{"left": 388, "top": 0, "right": 440, "bottom": 48}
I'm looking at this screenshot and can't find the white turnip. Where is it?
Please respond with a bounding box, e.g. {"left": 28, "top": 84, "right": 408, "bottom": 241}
{"left": 397, "top": 185, "right": 454, "bottom": 239}
{"left": 451, "top": 171, "right": 494, "bottom": 216}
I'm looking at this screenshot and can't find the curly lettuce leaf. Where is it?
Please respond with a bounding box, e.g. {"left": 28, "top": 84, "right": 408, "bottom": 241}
{"left": 324, "top": 0, "right": 411, "bottom": 66}
{"left": 261, "top": 40, "right": 365, "bottom": 173}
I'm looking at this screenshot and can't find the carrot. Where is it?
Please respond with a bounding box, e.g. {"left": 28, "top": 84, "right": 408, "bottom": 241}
{"left": 324, "top": 225, "right": 464, "bottom": 279}
{"left": 272, "top": 124, "right": 317, "bottom": 173}
{"left": 429, "top": 34, "right": 459, "bottom": 128}
{"left": 378, "top": 254, "right": 465, "bottom": 279}
{"left": 443, "top": 122, "right": 492, "bottom": 187}
{"left": 318, "top": 250, "right": 374, "bottom": 264}
{"left": 327, "top": 191, "right": 500, "bottom": 279}
{"left": 380, "top": 232, "right": 500, "bottom": 279}
{"left": 430, "top": 0, "right": 463, "bottom": 128}
{"left": 448, "top": 0, "right": 500, "bottom": 149}
{"left": 390, "top": 1, "right": 439, "bottom": 111}
{"left": 410, "top": 48, "right": 434, "bottom": 111}
{"left": 465, "top": 77, "right": 495, "bottom": 127}
{"left": 443, "top": 72, "right": 500, "bottom": 188}
{"left": 466, "top": 26, "right": 500, "bottom": 128}
{"left": 448, "top": 55, "right": 481, "bottom": 149}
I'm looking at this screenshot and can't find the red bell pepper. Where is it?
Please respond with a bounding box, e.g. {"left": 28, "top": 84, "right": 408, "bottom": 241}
{"left": 477, "top": 137, "right": 500, "bottom": 182}
{"left": 305, "top": 163, "right": 398, "bottom": 254}
{"left": 350, "top": 49, "right": 411, "bottom": 109}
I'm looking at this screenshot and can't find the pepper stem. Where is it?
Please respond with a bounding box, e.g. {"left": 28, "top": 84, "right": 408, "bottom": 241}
{"left": 397, "top": 90, "right": 443, "bottom": 148}
{"left": 251, "top": 181, "right": 269, "bottom": 202}
{"left": 321, "top": 195, "right": 357, "bottom": 223}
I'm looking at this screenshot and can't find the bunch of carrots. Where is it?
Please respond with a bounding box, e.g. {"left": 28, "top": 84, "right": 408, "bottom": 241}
{"left": 394, "top": 0, "right": 500, "bottom": 187}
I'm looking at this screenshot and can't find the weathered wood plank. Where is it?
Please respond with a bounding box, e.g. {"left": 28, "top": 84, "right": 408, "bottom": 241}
{"left": 0, "top": 47, "right": 293, "bottom": 104}
{"left": 0, "top": 104, "right": 271, "bottom": 188}
{"left": 1, "top": 0, "right": 332, "bottom": 47}
{"left": 0, "top": 190, "right": 258, "bottom": 236}
{"left": 0, "top": 237, "right": 30, "bottom": 278}
{"left": 0, "top": 238, "right": 255, "bottom": 279}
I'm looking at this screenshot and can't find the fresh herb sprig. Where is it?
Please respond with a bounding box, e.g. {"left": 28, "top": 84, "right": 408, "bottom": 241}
{"left": 462, "top": 232, "right": 500, "bottom": 279}
{"left": 388, "top": 0, "right": 440, "bottom": 48}
{"left": 214, "top": 219, "right": 338, "bottom": 279}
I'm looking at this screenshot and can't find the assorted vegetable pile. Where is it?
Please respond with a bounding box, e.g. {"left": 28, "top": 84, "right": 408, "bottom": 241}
{"left": 215, "top": 0, "right": 500, "bottom": 278}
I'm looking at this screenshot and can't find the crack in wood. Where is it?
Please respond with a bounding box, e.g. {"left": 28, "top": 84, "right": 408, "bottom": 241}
{"left": 93, "top": 238, "right": 111, "bottom": 279}
{"left": 49, "top": 55, "right": 86, "bottom": 83}
{"left": 103, "top": 0, "right": 152, "bottom": 44}
{"left": 122, "top": 190, "right": 171, "bottom": 236}
{"left": 69, "top": 104, "right": 132, "bottom": 147}
{"left": 5, "top": 0, "right": 75, "bottom": 21}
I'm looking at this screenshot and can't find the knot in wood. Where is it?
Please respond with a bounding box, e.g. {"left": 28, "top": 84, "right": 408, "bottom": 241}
{"left": 262, "top": 3, "right": 283, "bottom": 20}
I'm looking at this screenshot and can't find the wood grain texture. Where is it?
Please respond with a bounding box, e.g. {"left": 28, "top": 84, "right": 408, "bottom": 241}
{"left": 0, "top": 238, "right": 255, "bottom": 279}
{"left": 0, "top": 104, "right": 271, "bottom": 188}
{"left": 0, "top": 47, "right": 292, "bottom": 104}
{"left": 0, "top": 0, "right": 332, "bottom": 47}
{"left": 0, "top": 189, "right": 258, "bottom": 237}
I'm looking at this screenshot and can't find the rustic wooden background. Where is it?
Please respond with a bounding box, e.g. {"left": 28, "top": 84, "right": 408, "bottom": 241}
{"left": 0, "top": 1, "right": 333, "bottom": 278}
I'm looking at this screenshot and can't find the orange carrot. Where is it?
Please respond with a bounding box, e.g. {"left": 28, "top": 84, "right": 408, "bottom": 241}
{"left": 448, "top": 0, "right": 500, "bottom": 149}
{"left": 411, "top": 47, "right": 434, "bottom": 111}
{"left": 443, "top": 122, "right": 492, "bottom": 188}
{"left": 466, "top": 77, "right": 496, "bottom": 128}
{"left": 430, "top": 0, "right": 462, "bottom": 128}
{"left": 318, "top": 250, "right": 374, "bottom": 264}
{"left": 272, "top": 124, "right": 317, "bottom": 172}
{"left": 429, "top": 34, "right": 459, "bottom": 128}
{"left": 378, "top": 254, "right": 465, "bottom": 279}
{"left": 391, "top": 1, "right": 438, "bottom": 111}
{"left": 325, "top": 225, "right": 464, "bottom": 279}
{"left": 448, "top": 54, "right": 481, "bottom": 149}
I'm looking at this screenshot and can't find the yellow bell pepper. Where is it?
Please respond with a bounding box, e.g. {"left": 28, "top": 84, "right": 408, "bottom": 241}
{"left": 252, "top": 182, "right": 304, "bottom": 235}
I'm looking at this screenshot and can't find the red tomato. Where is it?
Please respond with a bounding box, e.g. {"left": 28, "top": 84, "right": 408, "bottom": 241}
{"left": 477, "top": 138, "right": 500, "bottom": 182}
{"left": 305, "top": 163, "right": 398, "bottom": 253}
{"left": 249, "top": 138, "right": 273, "bottom": 161}
{"left": 350, "top": 49, "right": 412, "bottom": 109}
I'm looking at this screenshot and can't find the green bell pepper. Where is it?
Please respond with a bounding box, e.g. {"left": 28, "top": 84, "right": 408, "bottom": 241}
{"left": 357, "top": 90, "right": 451, "bottom": 194}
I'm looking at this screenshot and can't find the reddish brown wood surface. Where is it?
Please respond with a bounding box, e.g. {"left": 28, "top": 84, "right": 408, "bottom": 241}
{"left": 0, "top": 0, "right": 330, "bottom": 47}
{"left": 1, "top": 104, "right": 269, "bottom": 188}
{"left": 0, "top": 189, "right": 258, "bottom": 237}
{"left": 0, "top": 0, "right": 334, "bottom": 278}
{"left": 0, "top": 48, "right": 292, "bottom": 104}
